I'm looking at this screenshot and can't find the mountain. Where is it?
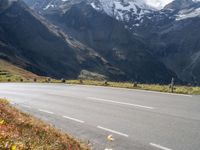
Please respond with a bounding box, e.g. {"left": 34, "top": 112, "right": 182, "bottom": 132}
{"left": 164, "top": 0, "right": 196, "bottom": 10}
{"left": 69, "top": 0, "right": 200, "bottom": 84}
{"left": 130, "top": 0, "right": 200, "bottom": 84}
{"left": 89, "top": 0, "right": 154, "bottom": 23}
{"left": 6, "top": 0, "right": 200, "bottom": 84}
{"left": 0, "top": 0, "right": 126, "bottom": 80}
{"left": 5, "top": 0, "right": 200, "bottom": 84}
{"left": 24, "top": 0, "right": 155, "bottom": 23}
{"left": 37, "top": 1, "right": 176, "bottom": 83}
{"left": 63, "top": 0, "right": 200, "bottom": 84}
{"left": 0, "top": 0, "right": 176, "bottom": 83}
{"left": 54, "top": 2, "right": 175, "bottom": 83}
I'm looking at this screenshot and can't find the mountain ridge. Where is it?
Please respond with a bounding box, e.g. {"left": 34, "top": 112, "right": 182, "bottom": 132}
{"left": 0, "top": 0, "right": 127, "bottom": 80}
{"left": 2, "top": 0, "right": 200, "bottom": 84}
{"left": 0, "top": 0, "right": 177, "bottom": 83}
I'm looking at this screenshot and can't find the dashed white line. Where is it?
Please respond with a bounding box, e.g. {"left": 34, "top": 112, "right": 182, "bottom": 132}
{"left": 97, "top": 126, "right": 129, "bottom": 137}
{"left": 63, "top": 116, "right": 85, "bottom": 123}
{"left": 38, "top": 109, "right": 54, "bottom": 114}
{"left": 87, "top": 97, "right": 154, "bottom": 110}
{"left": 150, "top": 143, "right": 172, "bottom": 150}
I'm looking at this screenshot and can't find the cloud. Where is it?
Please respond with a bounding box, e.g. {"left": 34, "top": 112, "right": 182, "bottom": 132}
{"left": 145, "top": 0, "right": 174, "bottom": 9}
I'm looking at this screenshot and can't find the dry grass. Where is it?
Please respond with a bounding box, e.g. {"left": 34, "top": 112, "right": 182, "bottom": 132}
{"left": 0, "top": 60, "right": 44, "bottom": 82}
{"left": 66, "top": 80, "right": 200, "bottom": 95}
{"left": 0, "top": 59, "right": 199, "bottom": 95}
{"left": 0, "top": 99, "right": 89, "bottom": 150}
{"left": 0, "top": 60, "right": 38, "bottom": 79}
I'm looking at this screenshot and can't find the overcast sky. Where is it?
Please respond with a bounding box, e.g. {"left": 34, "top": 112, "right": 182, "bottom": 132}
{"left": 145, "top": 0, "right": 174, "bottom": 9}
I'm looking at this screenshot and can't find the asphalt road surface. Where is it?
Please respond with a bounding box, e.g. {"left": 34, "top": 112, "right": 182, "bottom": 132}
{"left": 0, "top": 83, "right": 200, "bottom": 150}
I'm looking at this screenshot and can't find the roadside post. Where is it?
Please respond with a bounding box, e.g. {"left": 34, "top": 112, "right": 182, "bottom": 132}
{"left": 170, "top": 77, "right": 174, "bottom": 93}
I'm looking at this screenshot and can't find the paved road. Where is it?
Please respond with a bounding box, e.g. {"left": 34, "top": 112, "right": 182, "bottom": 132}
{"left": 0, "top": 83, "right": 200, "bottom": 150}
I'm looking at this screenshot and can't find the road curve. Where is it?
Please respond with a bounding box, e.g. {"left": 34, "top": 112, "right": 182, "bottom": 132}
{"left": 0, "top": 83, "right": 200, "bottom": 150}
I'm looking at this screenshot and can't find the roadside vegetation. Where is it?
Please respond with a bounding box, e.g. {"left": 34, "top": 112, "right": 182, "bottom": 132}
{"left": 0, "top": 60, "right": 42, "bottom": 82}
{"left": 0, "top": 99, "right": 89, "bottom": 150}
{"left": 1, "top": 73, "right": 200, "bottom": 94}
{"left": 65, "top": 80, "right": 200, "bottom": 95}
{"left": 0, "top": 60, "right": 199, "bottom": 95}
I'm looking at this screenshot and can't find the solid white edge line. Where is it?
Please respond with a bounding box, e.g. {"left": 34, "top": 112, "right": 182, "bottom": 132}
{"left": 63, "top": 116, "right": 85, "bottom": 123}
{"left": 97, "top": 126, "right": 129, "bottom": 137}
{"left": 38, "top": 109, "right": 54, "bottom": 114}
{"left": 150, "top": 143, "right": 172, "bottom": 150}
{"left": 21, "top": 104, "right": 31, "bottom": 108}
{"left": 143, "top": 91, "right": 193, "bottom": 97}
{"left": 75, "top": 84, "right": 193, "bottom": 97}
{"left": 88, "top": 97, "right": 154, "bottom": 110}
{"left": 10, "top": 102, "right": 15, "bottom": 105}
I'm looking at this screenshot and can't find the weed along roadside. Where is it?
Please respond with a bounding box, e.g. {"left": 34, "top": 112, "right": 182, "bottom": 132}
{"left": 0, "top": 99, "right": 90, "bottom": 150}
{"left": 0, "top": 59, "right": 199, "bottom": 95}
{"left": 65, "top": 80, "right": 200, "bottom": 95}
{"left": 1, "top": 76, "right": 200, "bottom": 95}
{"left": 27, "top": 78, "right": 200, "bottom": 95}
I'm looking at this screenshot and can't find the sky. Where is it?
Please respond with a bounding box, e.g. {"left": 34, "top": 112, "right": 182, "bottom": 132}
{"left": 145, "top": 0, "right": 174, "bottom": 9}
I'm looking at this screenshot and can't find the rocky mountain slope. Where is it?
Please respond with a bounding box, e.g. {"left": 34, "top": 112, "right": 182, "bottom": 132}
{"left": 130, "top": 0, "right": 200, "bottom": 84}
{"left": 0, "top": 0, "right": 175, "bottom": 83}
{"left": 23, "top": 0, "right": 176, "bottom": 83}
{"left": 24, "top": 0, "right": 200, "bottom": 84}
{"left": 0, "top": 0, "right": 126, "bottom": 80}
{"left": 24, "top": 0, "right": 155, "bottom": 24}
{"left": 3, "top": 0, "right": 200, "bottom": 84}
{"left": 58, "top": 2, "right": 176, "bottom": 83}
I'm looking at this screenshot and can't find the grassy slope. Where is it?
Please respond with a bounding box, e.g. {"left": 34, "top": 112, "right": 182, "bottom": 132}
{"left": 0, "top": 60, "right": 47, "bottom": 82}
{"left": 0, "top": 99, "right": 89, "bottom": 150}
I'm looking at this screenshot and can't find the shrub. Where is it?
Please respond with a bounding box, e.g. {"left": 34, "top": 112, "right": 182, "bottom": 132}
{"left": 61, "top": 79, "right": 65, "bottom": 83}
{"left": 79, "top": 79, "right": 83, "bottom": 84}
{"left": 133, "top": 82, "right": 137, "bottom": 87}
{"left": 104, "top": 81, "right": 108, "bottom": 86}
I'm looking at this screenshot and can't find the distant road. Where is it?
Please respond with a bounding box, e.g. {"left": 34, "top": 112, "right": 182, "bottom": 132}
{"left": 0, "top": 83, "right": 200, "bottom": 150}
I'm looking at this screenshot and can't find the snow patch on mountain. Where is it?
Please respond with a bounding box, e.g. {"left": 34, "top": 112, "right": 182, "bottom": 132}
{"left": 176, "top": 7, "right": 200, "bottom": 20}
{"left": 90, "top": 0, "right": 154, "bottom": 21}
{"left": 145, "top": 0, "right": 174, "bottom": 9}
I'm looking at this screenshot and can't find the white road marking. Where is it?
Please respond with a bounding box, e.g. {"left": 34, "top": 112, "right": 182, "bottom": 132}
{"left": 142, "top": 90, "right": 192, "bottom": 97}
{"left": 87, "top": 97, "right": 154, "bottom": 110}
{"left": 76, "top": 84, "right": 193, "bottom": 97}
{"left": 10, "top": 102, "right": 15, "bottom": 105}
{"left": 21, "top": 104, "right": 31, "bottom": 108}
{"left": 150, "top": 143, "right": 172, "bottom": 150}
{"left": 63, "top": 116, "right": 85, "bottom": 123}
{"left": 38, "top": 109, "right": 54, "bottom": 114}
{"left": 97, "top": 126, "right": 129, "bottom": 137}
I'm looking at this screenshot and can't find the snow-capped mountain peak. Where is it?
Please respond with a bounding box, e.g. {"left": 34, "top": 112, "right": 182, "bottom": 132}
{"left": 23, "top": 0, "right": 200, "bottom": 22}
{"left": 90, "top": 0, "right": 155, "bottom": 22}
{"left": 175, "top": 0, "right": 200, "bottom": 20}
{"left": 145, "top": 0, "right": 174, "bottom": 9}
